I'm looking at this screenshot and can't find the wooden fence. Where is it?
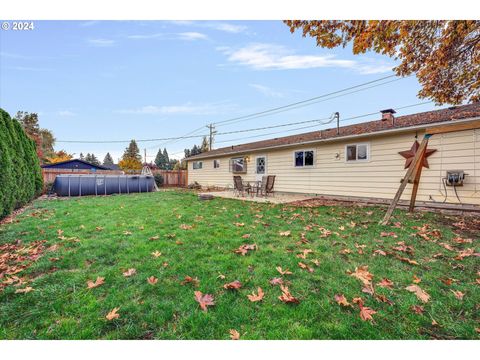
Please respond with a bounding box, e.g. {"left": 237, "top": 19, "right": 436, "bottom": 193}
{"left": 152, "top": 170, "right": 187, "bottom": 187}
{"left": 42, "top": 168, "right": 124, "bottom": 184}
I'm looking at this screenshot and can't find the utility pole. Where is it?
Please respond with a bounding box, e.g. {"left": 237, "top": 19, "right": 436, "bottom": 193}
{"left": 206, "top": 123, "right": 217, "bottom": 151}
{"left": 144, "top": 148, "right": 147, "bottom": 164}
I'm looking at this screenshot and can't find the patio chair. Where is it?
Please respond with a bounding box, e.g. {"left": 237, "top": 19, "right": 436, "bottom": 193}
{"left": 256, "top": 176, "right": 268, "bottom": 197}
{"left": 233, "top": 176, "right": 250, "bottom": 197}
{"left": 265, "top": 175, "right": 276, "bottom": 197}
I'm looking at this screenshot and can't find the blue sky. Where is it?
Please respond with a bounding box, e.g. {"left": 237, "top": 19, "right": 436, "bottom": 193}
{"left": 0, "top": 20, "right": 443, "bottom": 162}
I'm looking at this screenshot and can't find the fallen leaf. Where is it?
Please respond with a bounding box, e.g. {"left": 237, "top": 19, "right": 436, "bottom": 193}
{"left": 373, "top": 249, "right": 387, "bottom": 256}
{"left": 279, "top": 231, "right": 291, "bottom": 237}
{"left": 180, "top": 224, "right": 193, "bottom": 230}
{"left": 229, "top": 329, "right": 240, "bottom": 340}
{"left": 276, "top": 266, "right": 293, "bottom": 275}
{"left": 247, "top": 287, "right": 264, "bottom": 302}
{"left": 377, "top": 278, "right": 394, "bottom": 289}
{"left": 123, "top": 231, "right": 132, "bottom": 236}
{"left": 242, "top": 234, "right": 251, "bottom": 239}
{"left": 405, "top": 284, "right": 430, "bottom": 303}
{"left": 451, "top": 290, "right": 465, "bottom": 300}
{"left": 181, "top": 276, "right": 200, "bottom": 287}
{"left": 349, "top": 266, "right": 373, "bottom": 285}
{"left": 359, "top": 306, "right": 377, "bottom": 322}
{"left": 278, "top": 285, "right": 299, "bottom": 304}
{"left": 106, "top": 307, "right": 120, "bottom": 321}
{"left": 269, "top": 277, "right": 283, "bottom": 286}
{"left": 234, "top": 222, "right": 244, "bottom": 227}
{"left": 151, "top": 251, "right": 162, "bottom": 258}
{"left": 334, "top": 294, "right": 351, "bottom": 307}
{"left": 123, "top": 268, "right": 136, "bottom": 277}
{"left": 411, "top": 305, "right": 424, "bottom": 314}
{"left": 413, "top": 275, "right": 422, "bottom": 284}
{"left": 87, "top": 276, "right": 105, "bottom": 289}
{"left": 298, "top": 262, "right": 314, "bottom": 273}
{"left": 15, "top": 287, "right": 33, "bottom": 294}
{"left": 149, "top": 235, "right": 160, "bottom": 240}
{"left": 224, "top": 280, "right": 242, "bottom": 290}
{"left": 147, "top": 276, "right": 158, "bottom": 285}
{"left": 194, "top": 291, "right": 215, "bottom": 312}
{"left": 234, "top": 244, "right": 257, "bottom": 256}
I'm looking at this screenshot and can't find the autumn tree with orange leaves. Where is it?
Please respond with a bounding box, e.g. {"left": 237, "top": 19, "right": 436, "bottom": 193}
{"left": 284, "top": 20, "right": 480, "bottom": 105}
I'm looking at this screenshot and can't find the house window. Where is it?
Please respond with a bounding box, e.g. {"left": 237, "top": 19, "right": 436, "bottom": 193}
{"left": 213, "top": 159, "right": 220, "bottom": 169}
{"left": 230, "top": 157, "right": 247, "bottom": 173}
{"left": 192, "top": 161, "right": 203, "bottom": 170}
{"left": 346, "top": 143, "right": 369, "bottom": 162}
{"left": 256, "top": 157, "right": 266, "bottom": 174}
{"left": 294, "top": 150, "right": 314, "bottom": 167}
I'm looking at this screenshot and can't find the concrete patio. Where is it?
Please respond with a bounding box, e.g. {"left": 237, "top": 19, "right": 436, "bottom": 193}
{"left": 198, "top": 190, "right": 316, "bottom": 204}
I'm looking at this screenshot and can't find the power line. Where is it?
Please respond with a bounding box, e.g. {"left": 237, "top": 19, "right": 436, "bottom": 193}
{"left": 213, "top": 74, "right": 404, "bottom": 127}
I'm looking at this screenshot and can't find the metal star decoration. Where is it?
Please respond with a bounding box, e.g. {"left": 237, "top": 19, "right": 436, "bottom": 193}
{"left": 398, "top": 140, "right": 437, "bottom": 169}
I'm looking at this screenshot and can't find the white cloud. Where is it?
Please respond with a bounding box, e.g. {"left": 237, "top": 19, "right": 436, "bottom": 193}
{"left": 218, "top": 43, "right": 394, "bottom": 74}
{"left": 249, "top": 83, "right": 284, "bottom": 98}
{"left": 205, "top": 22, "right": 247, "bottom": 34}
{"left": 87, "top": 38, "right": 116, "bottom": 47}
{"left": 117, "top": 102, "right": 234, "bottom": 116}
{"left": 128, "top": 32, "right": 208, "bottom": 41}
{"left": 177, "top": 32, "right": 209, "bottom": 41}
{"left": 57, "top": 110, "right": 77, "bottom": 117}
{"left": 169, "top": 21, "right": 247, "bottom": 34}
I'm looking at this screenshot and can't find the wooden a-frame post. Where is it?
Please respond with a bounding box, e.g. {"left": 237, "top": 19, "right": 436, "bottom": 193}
{"left": 380, "top": 119, "right": 480, "bottom": 225}
{"left": 380, "top": 134, "right": 431, "bottom": 225}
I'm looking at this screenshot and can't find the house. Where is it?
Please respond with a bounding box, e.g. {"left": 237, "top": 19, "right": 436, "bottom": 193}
{"left": 41, "top": 159, "right": 110, "bottom": 171}
{"left": 186, "top": 103, "right": 480, "bottom": 206}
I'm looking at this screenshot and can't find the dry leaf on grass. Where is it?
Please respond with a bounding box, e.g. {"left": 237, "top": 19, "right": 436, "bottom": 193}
{"left": 413, "top": 275, "right": 422, "bottom": 284}
{"left": 151, "top": 251, "right": 162, "bottom": 258}
{"left": 278, "top": 285, "right": 299, "bottom": 304}
{"left": 181, "top": 276, "right": 200, "bottom": 287}
{"left": 224, "top": 280, "right": 242, "bottom": 290}
{"left": 349, "top": 266, "right": 373, "bottom": 285}
{"left": 377, "top": 278, "right": 394, "bottom": 289}
{"left": 149, "top": 236, "right": 160, "bottom": 240}
{"left": 276, "top": 266, "right": 293, "bottom": 275}
{"left": 411, "top": 305, "right": 424, "bottom": 314}
{"left": 15, "top": 287, "right": 33, "bottom": 294}
{"left": 194, "top": 291, "right": 215, "bottom": 312}
{"left": 352, "top": 297, "right": 377, "bottom": 322}
{"left": 405, "top": 284, "right": 430, "bottom": 303}
{"left": 123, "top": 268, "right": 136, "bottom": 277}
{"left": 106, "top": 307, "right": 120, "bottom": 321}
{"left": 451, "top": 290, "right": 465, "bottom": 300}
{"left": 298, "top": 262, "right": 314, "bottom": 273}
{"left": 179, "top": 224, "right": 193, "bottom": 230}
{"left": 147, "top": 276, "right": 158, "bottom": 285}
{"left": 234, "top": 222, "right": 245, "bottom": 227}
{"left": 87, "top": 276, "right": 105, "bottom": 289}
{"left": 247, "top": 287, "right": 264, "bottom": 302}
{"left": 229, "top": 329, "right": 240, "bottom": 340}
{"left": 279, "top": 231, "right": 291, "bottom": 237}
{"left": 334, "top": 294, "right": 351, "bottom": 307}
{"left": 269, "top": 277, "right": 283, "bottom": 286}
{"left": 234, "top": 244, "right": 257, "bottom": 256}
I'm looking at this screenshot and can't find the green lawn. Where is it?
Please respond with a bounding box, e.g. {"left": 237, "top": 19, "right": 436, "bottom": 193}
{"left": 0, "top": 190, "right": 478, "bottom": 339}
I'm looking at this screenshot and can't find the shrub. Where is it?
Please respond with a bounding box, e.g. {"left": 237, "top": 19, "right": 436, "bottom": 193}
{"left": 154, "top": 174, "right": 164, "bottom": 187}
{"left": 0, "top": 108, "right": 43, "bottom": 219}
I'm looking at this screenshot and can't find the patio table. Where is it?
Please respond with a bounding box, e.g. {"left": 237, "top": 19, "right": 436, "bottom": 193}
{"left": 242, "top": 180, "right": 261, "bottom": 197}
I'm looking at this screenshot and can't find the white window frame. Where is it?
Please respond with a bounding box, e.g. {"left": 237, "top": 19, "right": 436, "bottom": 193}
{"left": 345, "top": 143, "right": 370, "bottom": 162}
{"left": 230, "top": 157, "right": 247, "bottom": 174}
{"left": 192, "top": 161, "right": 203, "bottom": 170}
{"left": 255, "top": 155, "right": 267, "bottom": 174}
{"left": 213, "top": 159, "right": 220, "bottom": 169}
{"left": 293, "top": 149, "right": 315, "bottom": 168}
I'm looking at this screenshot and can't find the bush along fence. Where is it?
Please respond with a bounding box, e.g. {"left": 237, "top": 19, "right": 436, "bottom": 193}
{"left": 0, "top": 108, "right": 43, "bottom": 219}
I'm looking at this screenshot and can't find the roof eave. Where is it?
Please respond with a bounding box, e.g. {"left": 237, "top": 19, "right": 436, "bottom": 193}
{"left": 186, "top": 116, "right": 480, "bottom": 161}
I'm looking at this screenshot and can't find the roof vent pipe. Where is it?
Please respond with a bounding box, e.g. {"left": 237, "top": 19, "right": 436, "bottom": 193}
{"left": 380, "top": 109, "right": 396, "bottom": 126}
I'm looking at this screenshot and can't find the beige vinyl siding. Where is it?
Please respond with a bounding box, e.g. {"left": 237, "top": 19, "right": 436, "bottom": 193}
{"left": 188, "top": 128, "right": 480, "bottom": 205}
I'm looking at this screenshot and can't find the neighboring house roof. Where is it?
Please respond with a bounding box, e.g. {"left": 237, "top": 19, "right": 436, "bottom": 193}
{"left": 187, "top": 103, "right": 480, "bottom": 160}
{"left": 41, "top": 159, "right": 110, "bottom": 170}
{"left": 105, "top": 164, "right": 120, "bottom": 170}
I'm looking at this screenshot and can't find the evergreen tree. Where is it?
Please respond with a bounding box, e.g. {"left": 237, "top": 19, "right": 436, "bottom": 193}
{"left": 154, "top": 148, "right": 166, "bottom": 169}
{"left": 123, "top": 140, "right": 141, "bottom": 162}
{"left": 103, "top": 152, "right": 114, "bottom": 167}
{"left": 184, "top": 149, "right": 191, "bottom": 158}
{"left": 79, "top": 153, "right": 84, "bottom": 160}
{"left": 89, "top": 154, "right": 100, "bottom": 166}
{"left": 200, "top": 136, "right": 209, "bottom": 152}
{"left": 163, "top": 148, "right": 169, "bottom": 164}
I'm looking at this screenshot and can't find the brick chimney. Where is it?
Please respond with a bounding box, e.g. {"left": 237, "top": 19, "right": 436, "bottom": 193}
{"left": 380, "top": 109, "right": 396, "bottom": 125}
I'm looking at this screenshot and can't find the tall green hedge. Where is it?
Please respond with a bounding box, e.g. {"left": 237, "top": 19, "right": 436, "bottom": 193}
{"left": 0, "top": 108, "right": 43, "bottom": 219}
